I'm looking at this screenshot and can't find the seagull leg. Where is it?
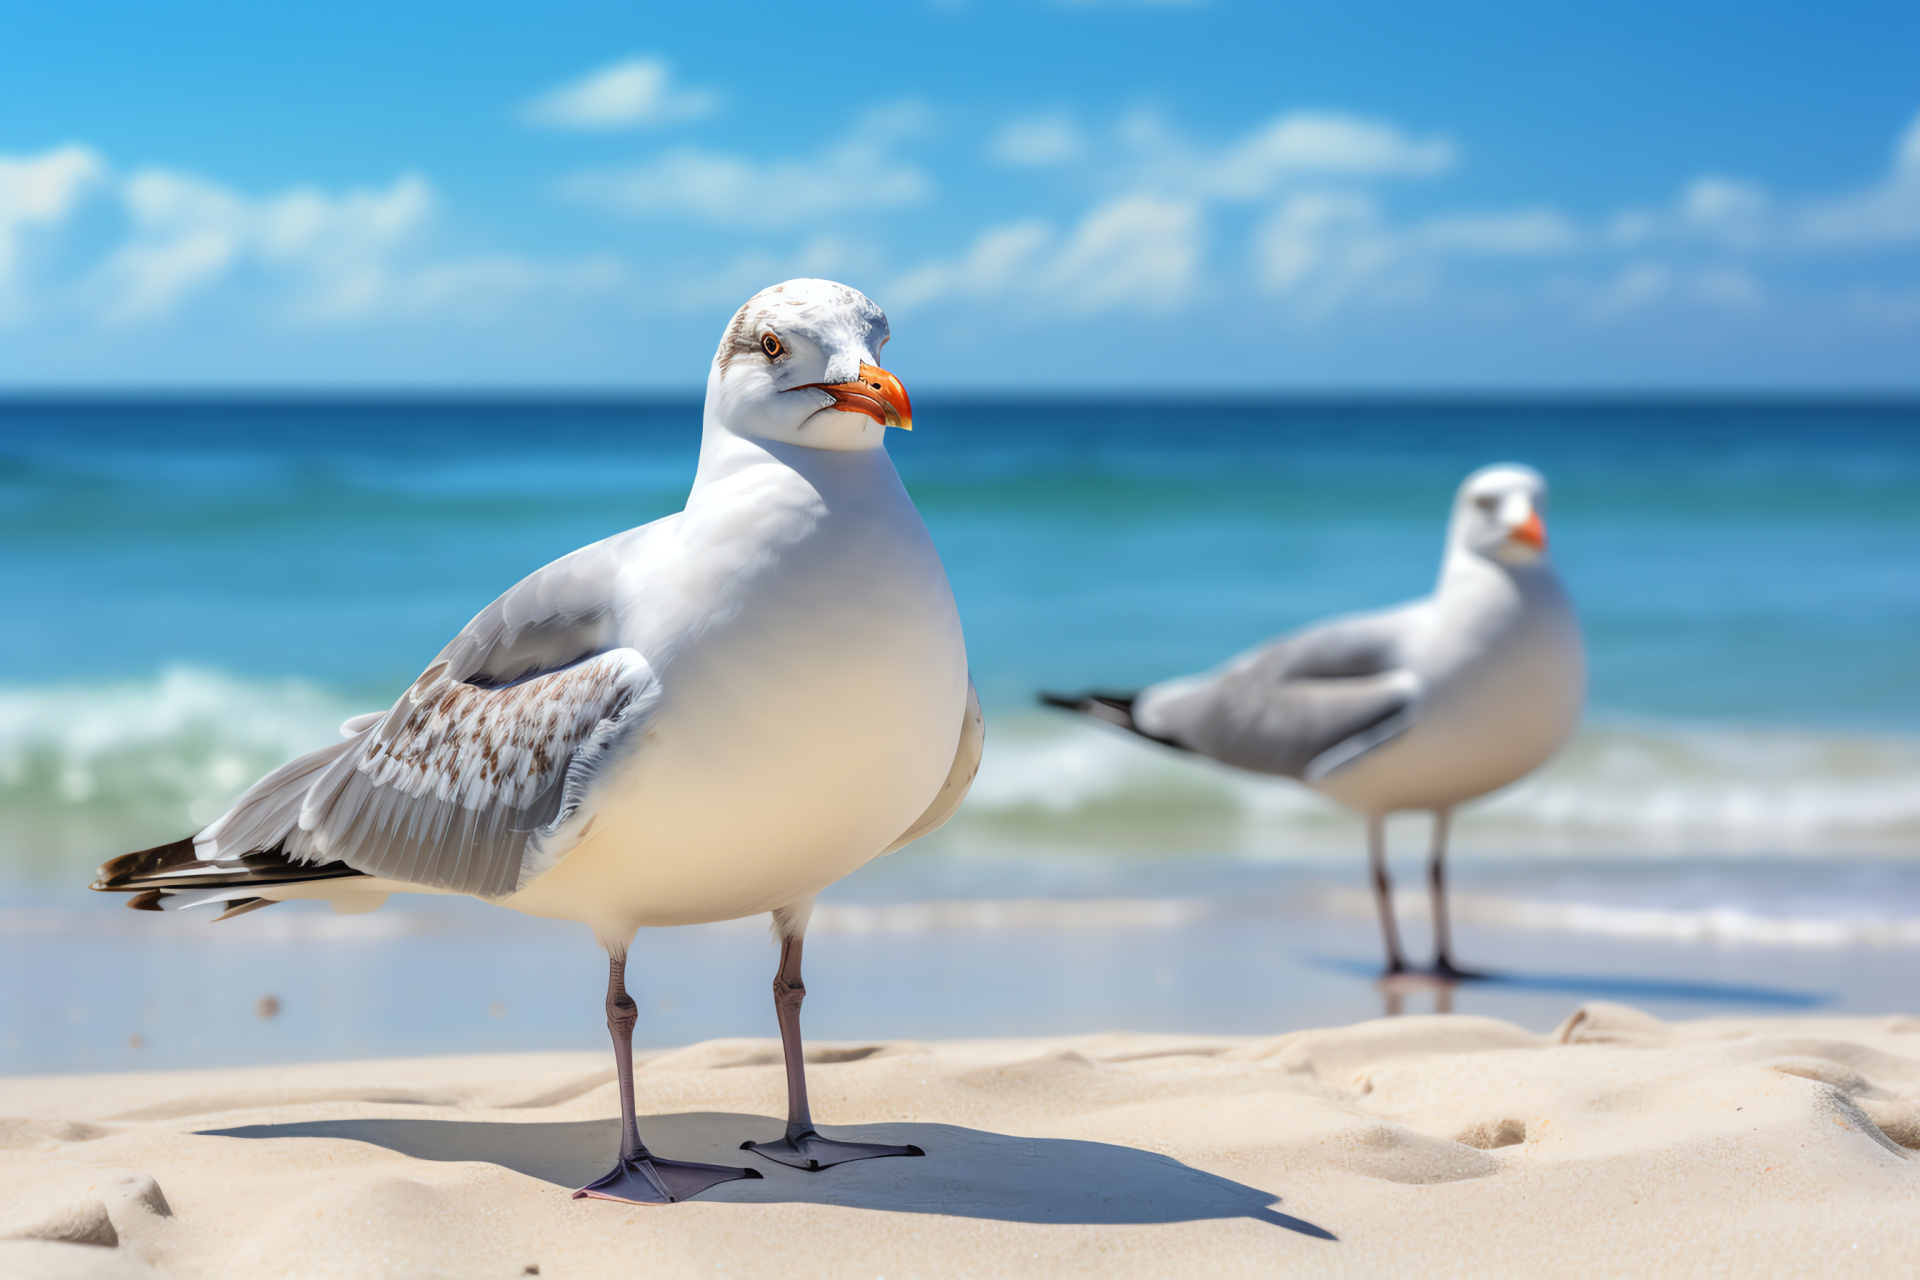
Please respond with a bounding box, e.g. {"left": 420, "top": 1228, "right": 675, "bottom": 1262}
{"left": 1426, "top": 807, "right": 1487, "bottom": 981}
{"left": 576, "top": 949, "right": 760, "bottom": 1204}
{"left": 742, "top": 918, "right": 924, "bottom": 1171}
{"left": 1367, "top": 814, "right": 1411, "bottom": 975}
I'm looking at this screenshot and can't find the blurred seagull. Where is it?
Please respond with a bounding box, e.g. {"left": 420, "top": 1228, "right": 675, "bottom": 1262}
{"left": 1042, "top": 465, "right": 1583, "bottom": 978}
{"left": 93, "top": 279, "right": 983, "bottom": 1204}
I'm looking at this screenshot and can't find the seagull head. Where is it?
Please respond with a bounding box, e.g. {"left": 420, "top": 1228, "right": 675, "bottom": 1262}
{"left": 1452, "top": 464, "right": 1551, "bottom": 565}
{"left": 705, "top": 279, "right": 914, "bottom": 451}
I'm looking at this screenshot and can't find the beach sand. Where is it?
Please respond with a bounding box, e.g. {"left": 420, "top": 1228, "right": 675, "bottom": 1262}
{"left": 2, "top": 1001, "right": 1917, "bottom": 1278}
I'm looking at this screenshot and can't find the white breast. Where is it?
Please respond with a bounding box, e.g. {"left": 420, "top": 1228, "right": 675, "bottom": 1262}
{"left": 502, "top": 444, "right": 967, "bottom": 936}
{"left": 1312, "top": 563, "right": 1585, "bottom": 815}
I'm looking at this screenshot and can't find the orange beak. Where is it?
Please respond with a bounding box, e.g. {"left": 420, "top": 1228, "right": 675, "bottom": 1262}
{"left": 794, "top": 362, "right": 914, "bottom": 431}
{"left": 1511, "top": 511, "right": 1547, "bottom": 551}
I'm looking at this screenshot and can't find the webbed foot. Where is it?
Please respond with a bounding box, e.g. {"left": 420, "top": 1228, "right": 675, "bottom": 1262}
{"left": 1429, "top": 958, "right": 1491, "bottom": 983}
{"left": 574, "top": 1155, "right": 761, "bottom": 1205}
{"left": 742, "top": 1129, "right": 925, "bottom": 1171}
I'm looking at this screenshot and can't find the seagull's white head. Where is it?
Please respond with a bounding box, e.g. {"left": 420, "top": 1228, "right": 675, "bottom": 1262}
{"left": 1451, "top": 464, "right": 1552, "bottom": 566}
{"left": 704, "top": 278, "right": 913, "bottom": 452}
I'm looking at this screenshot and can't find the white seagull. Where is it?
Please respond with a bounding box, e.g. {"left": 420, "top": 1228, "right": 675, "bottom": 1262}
{"left": 94, "top": 279, "right": 984, "bottom": 1204}
{"left": 1043, "top": 464, "right": 1583, "bottom": 978}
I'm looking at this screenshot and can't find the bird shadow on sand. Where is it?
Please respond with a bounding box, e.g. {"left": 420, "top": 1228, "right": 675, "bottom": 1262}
{"left": 201, "top": 1112, "right": 1334, "bottom": 1238}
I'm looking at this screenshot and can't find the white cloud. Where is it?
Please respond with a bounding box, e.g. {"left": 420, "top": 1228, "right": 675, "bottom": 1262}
{"left": 94, "top": 171, "right": 436, "bottom": 321}
{"left": 990, "top": 113, "right": 1084, "bottom": 167}
{"left": 1049, "top": 194, "right": 1200, "bottom": 309}
{"left": 892, "top": 221, "right": 1051, "bottom": 305}
{"left": 1681, "top": 176, "right": 1770, "bottom": 232}
{"left": 88, "top": 168, "right": 620, "bottom": 324}
{"left": 893, "top": 194, "right": 1199, "bottom": 313}
{"left": 1588, "top": 263, "right": 1763, "bottom": 318}
{"left": 523, "top": 56, "right": 717, "bottom": 131}
{"left": 1591, "top": 262, "right": 1671, "bottom": 315}
{"left": 1798, "top": 110, "right": 1920, "bottom": 246}
{"left": 1419, "top": 209, "right": 1584, "bottom": 255}
{"left": 1604, "top": 113, "right": 1920, "bottom": 254}
{"left": 1210, "top": 113, "right": 1454, "bottom": 192}
{"left": 562, "top": 106, "right": 932, "bottom": 226}
{"left": 1124, "top": 109, "right": 1454, "bottom": 201}
{"left": 1610, "top": 174, "right": 1773, "bottom": 249}
{"left": 1253, "top": 193, "right": 1584, "bottom": 312}
{"left": 0, "top": 145, "right": 107, "bottom": 295}
{"left": 1255, "top": 192, "right": 1406, "bottom": 307}
{"left": 380, "top": 253, "right": 626, "bottom": 317}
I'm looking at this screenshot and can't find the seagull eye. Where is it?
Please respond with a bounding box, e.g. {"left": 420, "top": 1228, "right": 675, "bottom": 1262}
{"left": 760, "top": 332, "right": 786, "bottom": 360}
{"left": 1474, "top": 494, "right": 1498, "bottom": 511}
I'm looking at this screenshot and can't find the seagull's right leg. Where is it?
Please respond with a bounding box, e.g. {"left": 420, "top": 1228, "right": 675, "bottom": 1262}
{"left": 741, "top": 907, "right": 924, "bottom": 1171}
{"left": 1367, "top": 813, "right": 1410, "bottom": 975}
{"left": 1426, "top": 807, "right": 1487, "bottom": 981}
{"left": 575, "top": 947, "right": 760, "bottom": 1205}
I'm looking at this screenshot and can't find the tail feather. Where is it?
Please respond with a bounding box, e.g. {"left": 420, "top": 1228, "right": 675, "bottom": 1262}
{"left": 1036, "top": 690, "right": 1190, "bottom": 751}
{"left": 1038, "top": 689, "right": 1140, "bottom": 729}
{"left": 92, "top": 833, "right": 366, "bottom": 918}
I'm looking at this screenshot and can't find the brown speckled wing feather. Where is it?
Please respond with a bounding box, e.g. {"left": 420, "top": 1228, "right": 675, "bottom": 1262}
{"left": 198, "top": 648, "right": 660, "bottom": 900}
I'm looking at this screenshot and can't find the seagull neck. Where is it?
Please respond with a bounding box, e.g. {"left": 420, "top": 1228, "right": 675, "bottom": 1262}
{"left": 1436, "top": 546, "right": 1556, "bottom": 607}
{"left": 690, "top": 421, "right": 895, "bottom": 497}
{"left": 1437, "top": 547, "right": 1509, "bottom": 598}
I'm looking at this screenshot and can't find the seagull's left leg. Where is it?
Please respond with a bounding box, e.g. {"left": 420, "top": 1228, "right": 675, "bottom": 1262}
{"left": 742, "top": 902, "right": 925, "bottom": 1171}
{"left": 1426, "top": 807, "right": 1486, "bottom": 981}
{"left": 1367, "top": 814, "right": 1411, "bottom": 975}
{"left": 575, "top": 945, "right": 762, "bottom": 1204}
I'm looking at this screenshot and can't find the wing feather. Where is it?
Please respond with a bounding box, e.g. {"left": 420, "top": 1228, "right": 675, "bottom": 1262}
{"left": 102, "top": 517, "right": 681, "bottom": 914}
{"left": 199, "top": 648, "right": 659, "bottom": 900}
{"left": 1134, "top": 608, "right": 1423, "bottom": 779}
{"left": 883, "top": 679, "right": 985, "bottom": 855}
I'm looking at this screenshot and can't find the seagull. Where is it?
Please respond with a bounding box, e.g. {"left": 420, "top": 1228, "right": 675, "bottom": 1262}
{"left": 1041, "top": 464, "right": 1583, "bottom": 979}
{"left": 92, "top": 279, "right": 984, "bottom": 1205}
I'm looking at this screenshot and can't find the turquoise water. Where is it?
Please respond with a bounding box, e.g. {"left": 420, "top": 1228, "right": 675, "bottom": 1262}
{"left": 2, "top": 396, "right": 1918, "bottom": 1070}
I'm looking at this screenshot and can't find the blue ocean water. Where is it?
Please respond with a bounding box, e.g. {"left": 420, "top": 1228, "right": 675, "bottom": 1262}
{"left": 2, "top": 396, "right": 1918, "bottom": 1071}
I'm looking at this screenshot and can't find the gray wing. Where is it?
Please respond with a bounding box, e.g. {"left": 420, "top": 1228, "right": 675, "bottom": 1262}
{"left": 883, "top": 679, "right": 985, "bottom": 854}
{"left": 196, "top": 525, "right": 672, "bottom": 899}
{"left": 1132, "top": 609, "right": 1422, "bottom": 781}
{"left": 198, "top": 648, "right": 659, "bottom": 899}
{"left": 435, "top": 524, "right": 658, "bottom": 687}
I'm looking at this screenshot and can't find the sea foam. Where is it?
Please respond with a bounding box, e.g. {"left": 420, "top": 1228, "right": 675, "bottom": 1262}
{"left": 0, "top": 667, "right": 357, "bottom": 875}
{"left": 3, "top": 671, "right": 1917, "bottom": 881}
{"left": 941, "top": 712, "right": 1920, "bottom": 859}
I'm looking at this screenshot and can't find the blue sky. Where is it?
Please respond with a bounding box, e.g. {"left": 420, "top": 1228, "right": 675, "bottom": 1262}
{"left": 2, "top": 0, "right": 1917, "bottom": 390}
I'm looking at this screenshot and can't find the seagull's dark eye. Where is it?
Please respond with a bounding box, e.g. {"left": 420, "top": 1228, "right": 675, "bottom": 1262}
{"left": 760, "top": 332, "right": 786, "bottom": 360}
{"left": 1474, "top": 494, "right": 1498, "bottom": 511}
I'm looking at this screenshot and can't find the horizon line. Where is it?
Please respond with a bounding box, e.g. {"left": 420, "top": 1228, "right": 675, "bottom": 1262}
{"left": 3, "top": 386, "right": 1920, "bottom": 408}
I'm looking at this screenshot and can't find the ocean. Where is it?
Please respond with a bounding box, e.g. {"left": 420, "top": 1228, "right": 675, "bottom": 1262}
{"left": 3, "top": 396, "right": 1918, "bottom": 1072}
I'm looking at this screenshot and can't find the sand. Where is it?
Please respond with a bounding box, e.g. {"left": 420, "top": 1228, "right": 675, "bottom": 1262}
{"left": 2, "top": 1001, "right": 1918, "bottom": 1278}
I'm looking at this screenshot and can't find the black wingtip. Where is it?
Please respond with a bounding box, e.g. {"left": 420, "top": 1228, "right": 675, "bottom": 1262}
{"left": 93, "top": 835, "right": 199, "bottom": 892}
{"left": 1035, "top": 690, "right": 1192, "bottom": 753}
{"left": 1038, "top": 690, "right": 1141, "bottom": 727}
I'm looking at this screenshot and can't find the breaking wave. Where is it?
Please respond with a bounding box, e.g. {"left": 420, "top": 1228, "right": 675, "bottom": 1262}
{"left": 936, "top": 712, "right": 1920, "bottom": 858}
{"left": 0, "top": 667, "right": 357, "bottom": 877}
{"left": 2, "top": 671, "right": 1918, "bottom": 882}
